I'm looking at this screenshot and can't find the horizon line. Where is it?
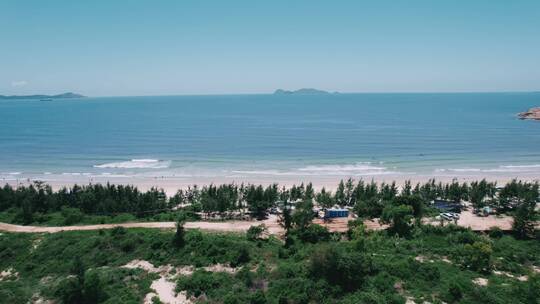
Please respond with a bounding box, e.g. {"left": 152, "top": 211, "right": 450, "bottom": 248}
{"left": 85, "top": 89, "right": 540, "bottom": 98}
{"left": 4, "top": 90, "right": 540, "bottom": 99}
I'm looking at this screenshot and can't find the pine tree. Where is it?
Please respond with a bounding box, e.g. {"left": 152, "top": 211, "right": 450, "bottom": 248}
{"left": 173, "top": 220, "right": 186, "bottom": 248}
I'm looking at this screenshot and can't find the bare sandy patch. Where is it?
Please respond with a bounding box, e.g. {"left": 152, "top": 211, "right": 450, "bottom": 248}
{"left": 440, "top": 256, "right": 452, "bottom": 264}
{"left": 203, "top": 263, "right": 238, "bottom": 274}
{"left": 0, "top": 267, "right": 19, "bottom": 281}
{"left": 123, "top": 260, "right": 160, "bottom": 273}
{"left": 123, "top": 260, "right": 240, "bottom": 304}
{"left": 147, "top": 277, "right": 191, "bottom": 304}
{"left": 426, "top": 210, "right": 514, "bottom": 231}
{"left": 30, "top": 293, "right": 54, "bottom": 304}
{"left": 405, "top": 297, "right": 416, "bottom": 304}
{"left": 123, "top": 261, "right": 192, "bottom": 304}
{"left": 493, "top": 270, "right": 528, "bottom": 281}
{"left": 414, "top": 255, "right": 436, "bottom": 263}
{"left": 472, "top": 277, "right": 488, "bottom": 286}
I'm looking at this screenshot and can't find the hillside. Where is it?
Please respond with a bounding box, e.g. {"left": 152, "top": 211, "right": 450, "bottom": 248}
{"left": 0, "top": 92, "right": 85, "bottom": 100}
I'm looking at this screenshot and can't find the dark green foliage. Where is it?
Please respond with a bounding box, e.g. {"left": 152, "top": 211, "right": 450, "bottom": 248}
{"left": 278, "top": 200, "right": 293, "bottom": 247}
{"left": 381, "top": 204, "right": 414, "bottom": 237}
{"left": 177, "top": 270, "right": 231, "bottom": 297}
{"left": 60, "top": 207, "right": 84, "bottom": 225}
{"left": 498, "top": 180, "right": 539, "bottom": 211}
{"left": 460, "top": 241, "right": 493, "bottom": 273}
{"left": 291, "top": 199, "right": 315, "bottom": 231}
{"left": 246, "top": 184, "right": 278, "bottom": 220}
{"left": 2, "top": 179, "right": 537, "bottom": 232}
{"left": 0, "top": 223, "right": 538, "bottom": 303}
{"left": 55, "top": 262, "right": 106, "bottom": 304}
{"left": 172, "top": 221, "right": 185, "bottom": 248}
{"left": 246, "top": 224, "right": 266, "bottom": 241}
{"left": 316, "top": 187, "right": 334, "bottom": 209}
{"left": 0, "top": 182, "right": 168, "bottom": 225}
{"left": 309, "top": 244, "right": 374, "bottom": 292}
{"left": 513, "top": 200, "right": 537, "bottom": 239}
{"left": 445, "top": 280, "right": 465, "bottom": 303}
{"left": 489, "top": 226, "right": 504, "bottom": 239}
{"left": 55, "top": 276, "right": 83, "bottom": 304}
{"left": 0, "top": 178, "right": 538, "bottom": 303}
{"left": 294, "top": 224, "right": 330, "bottom": 243}
{"left": 393, "top": 194, "right": 425, "bottom": 220}
{"left": 469, "top": 179, "right": 496, "bottom": 210}
{"left": 230, "top": 245, "right": 251, "bottom": 267}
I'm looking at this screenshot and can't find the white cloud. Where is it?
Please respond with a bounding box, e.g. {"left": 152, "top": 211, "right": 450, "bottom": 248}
{"left": 11, "top": 80, "right": 28, "bottom": 87}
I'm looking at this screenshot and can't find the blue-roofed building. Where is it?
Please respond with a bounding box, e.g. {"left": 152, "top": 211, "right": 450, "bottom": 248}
{"left": 324, "top": 208, "right": 349, "bottom": 218}
{"left": 431, "top": 200, "right": 462, "bottom": 213}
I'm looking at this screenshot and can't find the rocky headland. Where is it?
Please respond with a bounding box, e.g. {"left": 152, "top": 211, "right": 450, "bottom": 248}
{"left": 518, "top": 107, "right": 540, "bottom": 120}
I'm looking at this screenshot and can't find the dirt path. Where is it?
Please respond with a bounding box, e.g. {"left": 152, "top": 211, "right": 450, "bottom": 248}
{"left": 0, "top": 211, "right": 516, "bottom": 234}
{"left": 0, "top": 215, "right": 283, "bottom": 234}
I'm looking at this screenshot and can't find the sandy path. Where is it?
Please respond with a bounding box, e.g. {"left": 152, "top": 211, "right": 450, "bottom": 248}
{"left": 0, "top": 215, "right": 283, "bottom": 234}
{"left": 0, "top": 211, "right": 518, "bottom": 234}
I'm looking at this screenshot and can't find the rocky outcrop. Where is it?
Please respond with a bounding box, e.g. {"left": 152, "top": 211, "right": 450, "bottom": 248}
{"left": 518, "top": 107, "right": 540, "bottom": 120}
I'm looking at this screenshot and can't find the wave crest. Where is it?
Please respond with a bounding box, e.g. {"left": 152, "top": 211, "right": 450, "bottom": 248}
{"left": 298, "top": 163, "right": 386, "bottom": 172}
{"left": 232, "top": 162, "right": 402, "bottom": 176}
{"left": 435, "top": 164, "right": 540, "bottom": 174}
{"left": 94, "top": 159, "right": 171, "bottom": 169}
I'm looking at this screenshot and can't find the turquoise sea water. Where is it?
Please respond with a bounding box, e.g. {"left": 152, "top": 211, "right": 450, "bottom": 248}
{"left": 1, "top": 93, "right": 540, "bottom": 183}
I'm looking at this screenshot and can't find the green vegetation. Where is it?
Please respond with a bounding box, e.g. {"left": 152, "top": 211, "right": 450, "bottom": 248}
{"left": 1, "top": 179, "right": 538, "bottom": 232}
{"left": 0, "top": 179, "right": 538, "bottom": 302}
{"left": 0, "top": 223, "right": 538, "bottom": 303}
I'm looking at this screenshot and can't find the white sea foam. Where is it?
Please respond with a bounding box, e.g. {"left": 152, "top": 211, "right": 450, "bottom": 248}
{"left": 232, "top": 162, "right": 403, "bottom": 177}
{"left": 500, "top": 164, "right": 540, "bottom": 169}
{"left": 94, "top": 159, "right": 171, "bottom": 169}
{"left": 435, "top": 164, "right": 540, "bottom": 174}
{"left": 232, "top": 170, "right": 293, "bottom": 176}
{"left": 448, "top": 168, "right": 482, "bottom": 172}
{"left": 298, "top": 163, "right": 386, "bottom": 172}
{"left": 231, "top": 169, "right": 404, "bottom": 176}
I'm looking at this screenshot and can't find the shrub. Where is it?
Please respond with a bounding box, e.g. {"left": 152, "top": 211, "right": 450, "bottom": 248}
{"left": 110, "top": 226, "right": 127, "bottom": 236}
{"left": 230, "top": 246, "right": 250, "bottom": 267}
{"left": 246, "top": 224, "right": 266, "bottom": 242}
{"left": 177, "top": 270, "right": 234, "bottom": 298}
{"left": 461, "top": 241, "right": 493, "bottom": 273}
{"left": 60, "top": 207, "right": 84, "bottom": 225}
{"left": 295, "top": 224, "right": 330, "bottom": 243}
{"left": 488, "top": 226, "right": 504, "bottom": 239}
{"left": 172, "top": 221, "right": 185, "bottom": 248}
{"left": 381, "top": 205, "right": 414, "bottom": 237}
{"left": 445, "top": 281, "right": 464, "bottom": 303}
{"left": 309, "top": 245, "right": 374, "bottom": 292}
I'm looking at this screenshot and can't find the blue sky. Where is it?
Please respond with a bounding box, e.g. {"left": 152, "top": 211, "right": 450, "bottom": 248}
{"left": 1, "top": 0, "right": 539, "bottom": 96}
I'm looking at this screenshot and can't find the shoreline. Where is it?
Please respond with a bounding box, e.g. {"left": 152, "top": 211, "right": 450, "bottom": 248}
{"left": 3, "top": 173, "right": 539, "bottom": 196}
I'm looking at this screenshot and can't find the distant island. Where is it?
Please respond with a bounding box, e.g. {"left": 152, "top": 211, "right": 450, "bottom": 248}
{"left": 273, "top": 88, "right": 337, "bottom": 95}
{"left": 0, "top": 92, "right": 85, "bottom": 100}
{"left": 518, "top": 107, "right": 540, "bottom": 120}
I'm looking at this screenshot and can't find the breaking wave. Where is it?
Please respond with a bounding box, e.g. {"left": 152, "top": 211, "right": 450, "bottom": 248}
{"left": 298, "top": 163, "right": 386, "bottom": 172}
{"left": 232, "top": 162, "right": 404, "bottom": 176}
{"left": 94, "top": 159, "right": 171, "bottom": 169}
{"left": 435, "top": 164, "right": 540, "bottom": 174}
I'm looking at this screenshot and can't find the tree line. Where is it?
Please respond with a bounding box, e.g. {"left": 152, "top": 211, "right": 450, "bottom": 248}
{"left": 0, "top": 179, "right": 538, "bottom": 235}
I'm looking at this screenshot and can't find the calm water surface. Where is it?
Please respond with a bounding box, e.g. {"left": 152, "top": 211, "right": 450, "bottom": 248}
{"left": 1, "top": 93, "right": 539, "bottom": 182}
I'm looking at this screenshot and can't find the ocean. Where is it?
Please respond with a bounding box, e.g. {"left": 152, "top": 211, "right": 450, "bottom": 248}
{"left": 1, "top": 92, "right": 539, "bottom": 187}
